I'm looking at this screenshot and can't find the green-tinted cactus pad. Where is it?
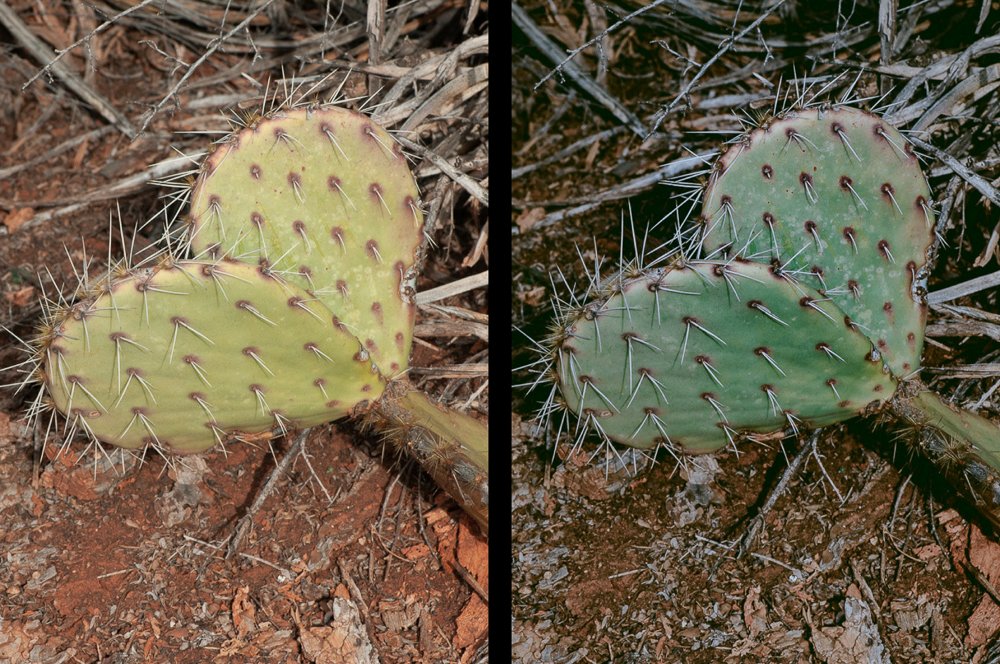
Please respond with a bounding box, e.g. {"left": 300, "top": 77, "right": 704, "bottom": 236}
{"left": 554, "top": 260, "right": 896, "bottom": 453}
{"left": 42, "top": 260, "right": 383, "bottom": 453}
{"left": 700, "top": 106, "right": 934, "bottom": 377}
{"left": 187, "top": 107, "right": 423, "bottom": 379}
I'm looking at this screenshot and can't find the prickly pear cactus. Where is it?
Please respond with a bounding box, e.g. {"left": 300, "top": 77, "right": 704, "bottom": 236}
{"left": 15, "top": 103, "right": 488, "bottom": 530}
{"left": 186, "top": 107, "right": 424, "bottom": 379}
{"left": 700, "top": 106, "right": 934, "bottom": 377}
{"left": 554, "top": 259, "right": 895, "bottom": 453}
{"left": 541, "top": 104, "right": 1000, "bottom": 532}
{"left": 40, "top": 259, "right": 381, "bottom": 454}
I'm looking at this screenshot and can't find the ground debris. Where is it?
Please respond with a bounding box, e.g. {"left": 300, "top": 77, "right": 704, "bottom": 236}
{"left": 298, "top": 598, "right": 379, "bottom": 664}
{"left": 808, "top": 590, "right": 889, "bottom": 664}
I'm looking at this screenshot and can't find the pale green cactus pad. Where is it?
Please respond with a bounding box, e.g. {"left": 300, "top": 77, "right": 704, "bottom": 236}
{"left": 41, "top": 259, "right": 382, "bottom": 454}
{"left": 554, "top": 260, "right": 895, "bottom": 453}
{"left": 186, "top": 107, "right": 423, "bottom": 379}
{"left": 700, "top": 106, "right": 934, "bottom": 377}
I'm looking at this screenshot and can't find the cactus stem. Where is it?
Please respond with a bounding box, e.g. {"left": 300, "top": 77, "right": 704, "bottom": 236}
{"left": 889, "top": 386, "right": 1000, "bottom": 511}
{"left": 364, "top": 385, "right": 487, "bottom": 530}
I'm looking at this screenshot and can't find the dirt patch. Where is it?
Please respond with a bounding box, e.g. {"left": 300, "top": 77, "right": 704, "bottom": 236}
{"left": 1, "top": 423, "right": 487, "bottom": 662}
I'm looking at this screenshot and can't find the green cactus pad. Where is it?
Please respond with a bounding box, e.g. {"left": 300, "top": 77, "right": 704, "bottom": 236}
{"left": 186, "top": 107, "right": 424, "bottom": 379}
{"left": 700, "top": 106, "right": 934, "bottom": 377}
{"left": 41, "top": 260, "right": 383, "bottom": 454}
{"left": 554, "top": 260, "right": 895, "bottom": 453}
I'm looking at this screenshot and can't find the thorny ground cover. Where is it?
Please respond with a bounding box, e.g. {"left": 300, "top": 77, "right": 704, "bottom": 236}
{"left": 513, "top": 1, "right": 1000, "bottom": 662}
{"left": 0, "top": 0, "right": 489, "bottom": 661}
